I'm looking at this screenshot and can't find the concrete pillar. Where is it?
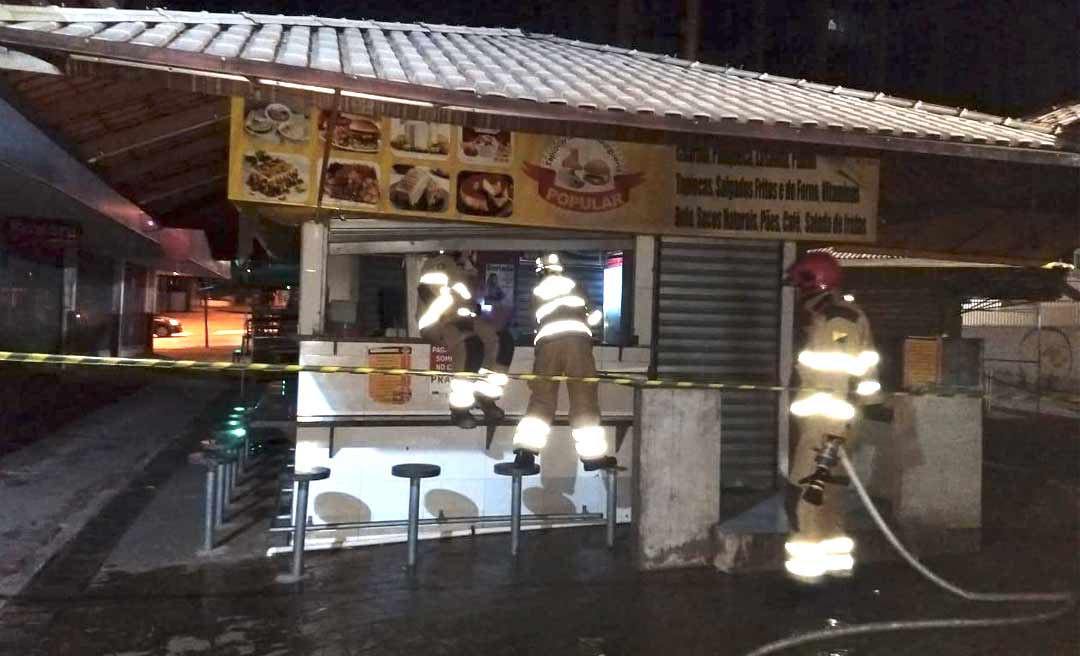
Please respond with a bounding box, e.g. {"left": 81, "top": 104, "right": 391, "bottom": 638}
{"left": 60, "top": 240, "right": 77, "bottom": 353}
{"left": 893, "top": 395, "right": 982, "bottom": 547}
{"left": 299, "top": 221, "right": 328, "bottom": 336}
{"left": 111, "top": 259, "right": 126, "bottom": 357}
{"left": 632, "top": 236, "right": 655, "bottom": 347}
{"left": 776, "top": 242, "right": 796, "bottom": 478}
{"left": 632, "top": 388, "right": 722, "bottom": 570}
{"left": 405, "top": 254, "right": 421, "bottom": 338}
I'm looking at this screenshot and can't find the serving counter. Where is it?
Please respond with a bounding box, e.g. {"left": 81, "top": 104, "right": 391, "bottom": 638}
{"left": 290, "top": 338, "right": 648, "bottom": 550}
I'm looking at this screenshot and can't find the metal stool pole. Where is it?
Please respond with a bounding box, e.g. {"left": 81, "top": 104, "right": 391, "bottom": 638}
{"left": 391, "top": 463, "right": 441, "bottom": 568}
{"left": 202, "top": 464, "right": 218, "bottom": 552}
{"left": 214, "top": 461, "right": 228, "bottom": 529}
{"left": 494, "top": 461, "right": 540, "bottom": 557}
{"left": 406, "top": 477, "right": 421, "bottom": 567}
{"left": 606, "top": 468, "right": 617, "bottom": 549}
{"left": 290, "top": 479, "right": 310, "bottom": 579}
{"left": 277, "top": 466, "right": 330, "bottom": 584}
{"left": 510, "top": 473, "right": 523, "bottom": 556}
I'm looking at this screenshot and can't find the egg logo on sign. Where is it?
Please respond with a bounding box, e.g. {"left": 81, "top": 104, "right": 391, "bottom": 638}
{"left": 523, "top": 138, "right": 645, "bottom": 213}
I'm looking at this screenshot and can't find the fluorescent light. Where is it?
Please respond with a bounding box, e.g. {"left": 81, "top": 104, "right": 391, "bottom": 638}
{"left": 69, "top": 55, "right": 249, "bottom": 82}
{"left": 843, "top": 294, "right": 855, "bottom": 302}
{"left": 258, "top": 78, "right": 335, "bottom": 94}
{"left": 341, "top": 89, "right": 434, "bottom": 108}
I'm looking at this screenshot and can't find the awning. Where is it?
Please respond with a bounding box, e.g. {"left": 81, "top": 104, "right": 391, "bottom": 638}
{"left": 0, "top": 92, "right": 226, "bottom": 277}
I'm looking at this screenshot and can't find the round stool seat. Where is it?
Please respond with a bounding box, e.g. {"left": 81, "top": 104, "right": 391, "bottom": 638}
{"left": 204, "top": 449, "right": 238, "bottom": 464}
{"left": 392, "top": 463, "right": 441, "bottom": 479}
{"left": 494, "top": 462, "right": 540, "bottom": 477}
{"left": 288, "top": 466, "right": 331, "bottom": 482}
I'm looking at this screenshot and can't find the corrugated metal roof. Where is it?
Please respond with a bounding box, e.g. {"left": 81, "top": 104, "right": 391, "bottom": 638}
{"left": 0, "top": 4, "right": 1064, "bottom": 153}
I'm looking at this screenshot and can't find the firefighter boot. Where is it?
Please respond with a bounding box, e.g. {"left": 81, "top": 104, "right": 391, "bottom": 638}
{"left": 513, "top": 448, "right": 537, "bottom": 469}
{"left": 476, "top": 397, "right": 506, "bottom": 422}
{"left": 582, "top": 456, "right": 617, "bottom": 472}
{"left": 450, "top": 408, "right": 478, "bottom": 430}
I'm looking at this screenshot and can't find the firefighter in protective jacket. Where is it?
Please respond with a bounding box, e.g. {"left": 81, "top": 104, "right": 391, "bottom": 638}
{"left": 512, "top": 253, "right": 615, "bottom": 471}
{"left": 417, "top": 252, "right": 510, "bottom": 429}
{"left": 784, "top": 252, "right": 880, "bottom": 582}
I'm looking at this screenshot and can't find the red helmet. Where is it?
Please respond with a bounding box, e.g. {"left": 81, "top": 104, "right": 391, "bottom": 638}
{"left": 787, "top": 252, "right": 842, "bottom": 293}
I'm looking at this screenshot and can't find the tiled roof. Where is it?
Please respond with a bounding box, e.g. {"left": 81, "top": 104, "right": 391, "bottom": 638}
{"left": 1029, "top": 103, "right": 1080, "bottom": 129}
{"left": 0, "top": 4, "right": 1064, "bottom": 153}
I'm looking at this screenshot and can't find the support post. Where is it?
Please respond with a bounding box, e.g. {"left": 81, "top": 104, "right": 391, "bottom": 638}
{"left": 215, "top": 462, "right": 227, "bottom": 529}
{"left": 201, "top": 465, "right": 217, "bottom": 553}
{"left": 407, "top": 477, "right": 421, "bottom": 567}
{"left": 510, "top": 474, "right": 523, "bottom": 556}
{"left": 606, "top": 468, "right": 617, "bottom": 549}
{"left": 633, "top": 388, "right": 722, "bottom": 570}
{"left": 285, "top": 480, "right": 311, "bottom": 582}
{"left": 299, "top": 221, "right": 329, "bottom": 336}
{"left": 777, "top": 242, "right": 796, "bottom": 479}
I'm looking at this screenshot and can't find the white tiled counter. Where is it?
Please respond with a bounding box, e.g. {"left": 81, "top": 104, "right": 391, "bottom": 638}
{"left": 289, "top": 339, "right": 647, "bottom": 551}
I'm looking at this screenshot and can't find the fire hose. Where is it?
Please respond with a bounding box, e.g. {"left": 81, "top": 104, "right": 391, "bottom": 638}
{"left": 742, "top": 448, "right": 1075, "bottom": 656}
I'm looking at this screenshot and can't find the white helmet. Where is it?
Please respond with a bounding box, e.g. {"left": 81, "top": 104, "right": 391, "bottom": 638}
{"left": 535, "top": 252, "right": 564, "bottom": 274}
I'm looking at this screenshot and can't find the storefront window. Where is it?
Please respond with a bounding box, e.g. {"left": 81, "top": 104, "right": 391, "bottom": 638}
{"left": 323, "top": 248, "right": 634, "bottom": 345}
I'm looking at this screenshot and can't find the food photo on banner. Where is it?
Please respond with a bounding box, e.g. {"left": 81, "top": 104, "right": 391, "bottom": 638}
{"left": 227, "top": 98, "right": 878, "bottom": 243}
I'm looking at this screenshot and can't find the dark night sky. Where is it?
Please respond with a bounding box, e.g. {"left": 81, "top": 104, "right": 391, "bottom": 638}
{"left": 160, "top": 0, "right": 1076, "bottom": 118}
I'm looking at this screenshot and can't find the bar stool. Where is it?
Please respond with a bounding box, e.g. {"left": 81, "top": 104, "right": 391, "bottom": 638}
{"left": 494, "top": 461, "right": 541, "bottom": 556}
{"left": 196, "top": 450, "right": 229, "bottom": 555}
{"left": 391, "top": 463, "right": 442, "bottom": 568}
{"left": 277, "top": 466, "right": 331, "bottom": 584}
{"left": 600, "top": 463, "right": 626, "bottom": 549}
{"left": 204, "top": 446, "right": 238, "bottom": 529}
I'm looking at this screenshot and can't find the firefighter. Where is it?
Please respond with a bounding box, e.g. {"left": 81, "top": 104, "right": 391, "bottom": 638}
{"left": 417, "top": 251, "right": 510, "bottom": 429}
{"left": 784, "top": 252, "right": 880, "bottom": 582}
{"left": 511, "top": 253, "right": 615, "bottom": 471}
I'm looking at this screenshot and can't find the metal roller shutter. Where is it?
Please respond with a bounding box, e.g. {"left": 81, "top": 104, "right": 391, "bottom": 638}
{"left": 657, "top": 238, "right": 782, "bottom": 490}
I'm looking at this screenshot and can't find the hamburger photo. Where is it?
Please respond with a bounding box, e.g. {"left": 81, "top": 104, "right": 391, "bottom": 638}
{"left": 583, "top": 159, "right": 612, "bottom": 186}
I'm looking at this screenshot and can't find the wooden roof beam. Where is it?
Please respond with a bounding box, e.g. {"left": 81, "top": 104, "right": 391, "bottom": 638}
{"left": 131, "top": 163, "right": 227, "bottom": 207}
{"left": 80, "top": 99, "right": 229, "bottom": 163}
{"left": 101, "top": 131, "right": 227, "bottom": 184}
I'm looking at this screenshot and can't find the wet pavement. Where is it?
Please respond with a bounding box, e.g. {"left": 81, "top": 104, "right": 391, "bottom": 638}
{"left": 0, "top": 413, "right": 1076, "bottom": 656}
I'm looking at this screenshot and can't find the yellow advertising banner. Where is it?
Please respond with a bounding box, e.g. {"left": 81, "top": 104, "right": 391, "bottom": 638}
{"left": 228, "top": 97, "right": 877, "bottom": 243}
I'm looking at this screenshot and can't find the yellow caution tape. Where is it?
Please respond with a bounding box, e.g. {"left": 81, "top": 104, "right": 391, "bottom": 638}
{"left": 4, "top": 349, "right": 1077, "bottom": 403}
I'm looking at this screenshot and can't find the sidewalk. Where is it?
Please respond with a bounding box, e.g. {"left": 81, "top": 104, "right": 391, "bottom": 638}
{"left": 0, "top": 375, "right": 229, "bottom": 604}
{"left": 0, "top": 396, "right": 1075, "bottom": 656}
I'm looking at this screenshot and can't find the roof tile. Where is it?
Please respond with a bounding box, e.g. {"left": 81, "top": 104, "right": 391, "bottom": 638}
{"left": 0, "top": 4, "right": 1061, "bottom": 151}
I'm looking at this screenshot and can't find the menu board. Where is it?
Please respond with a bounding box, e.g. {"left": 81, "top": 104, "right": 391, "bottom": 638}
{"left": 228, "top": 97, "right": 878, "bottom": 243}
{"left": 903, "top": 337, "right": 942, "bottom": 390}
{"left": 367, "top": 346, "right": 412, "bottom": 405}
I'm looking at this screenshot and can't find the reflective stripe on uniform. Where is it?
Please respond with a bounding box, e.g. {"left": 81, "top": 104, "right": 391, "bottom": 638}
{"left": 451, "top": 282, "right": 472, "bottom": 300}
{"left": 474, "top": 379, "right": 503, "bottom": 399}
{"left": 419, "top": 271, "right": 449, "bottom": 286}
{"left": 536, "top": 294, "right": 586, "bottom": 322}
{"left": 785, "top": 537, "right": 855, "bottom": 580}
{"left": 534, "top": 275, "right": 576, "bottom": 301}
{"left": 571, "top": 425, "right": 607, "bottom": 458}
{"left": 449, "top": 378, "right": 476, "bottom": 409}
{"left": 513, "top": 416, "right": 550, "bottom": 451}
{"left": 856, "top": 380, "right": 881, "bottom": 396}
{"left": 535, "top": 319, "right": 592, "bottom": 344}
{"left": 418, "top": 288, "right": 454, "bottom": 330}
{"left": 797, "top": 349, "right": 880, "bottom": 376}
{"left": 790, "top": 392, "right": 855, "bottom": 420}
